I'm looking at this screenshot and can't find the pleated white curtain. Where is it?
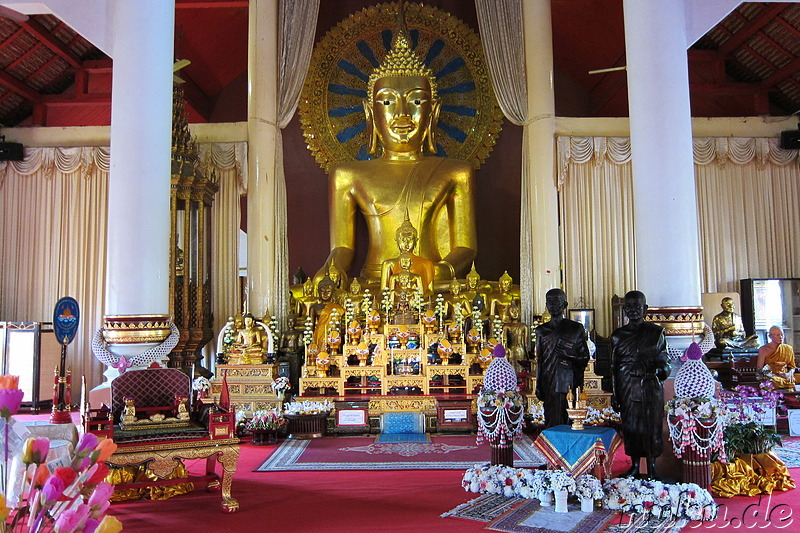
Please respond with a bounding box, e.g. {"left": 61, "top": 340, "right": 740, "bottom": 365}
{"left": 557, "top": 137, "right": 636, "bottom": 336}
{"left": 0, "top": 147, "right": 110, "bottom": 392}
{"left": 198, "top": 142, "right": 248, "bottom": 354}
{"left": 269, "top": 0, "right": 319, "bottom": 329}
{"left": 558, "top": 136, "right": 800, "bottom": 336}
{"left": 474, "top": 0, "right": 536, "bottom": 321}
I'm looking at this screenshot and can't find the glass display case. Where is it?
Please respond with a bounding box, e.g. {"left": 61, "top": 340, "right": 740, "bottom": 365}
{"left": 740, "top": 278, "right": 800, "bottom": 350}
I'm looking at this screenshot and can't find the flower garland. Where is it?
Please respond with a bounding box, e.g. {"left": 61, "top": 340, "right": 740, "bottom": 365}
{"left": 602, "top": 477, "right": 718, "bottom": 522}
{"left": 475, "top": 390, "right": 525, "bottom": 447}
{"left": 666, "top": 396, "right": 729, "bottom": 461}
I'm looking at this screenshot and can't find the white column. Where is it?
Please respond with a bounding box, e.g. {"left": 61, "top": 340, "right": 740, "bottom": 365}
{"left": 522, "top": 0, "right": 559, "bottom": 317}
{"left": 623, "top": 0, "right": 701, "bottom": 308}
{"left": 247, "top": 0, "right": 279, "bottom": 319}
{"left": 105, "top": 0, "right": 174, "bottom": 316}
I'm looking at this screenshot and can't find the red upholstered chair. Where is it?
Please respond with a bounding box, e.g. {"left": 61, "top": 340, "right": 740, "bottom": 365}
{"left": 83, "top": 368, "right": 240, "bottom": 512}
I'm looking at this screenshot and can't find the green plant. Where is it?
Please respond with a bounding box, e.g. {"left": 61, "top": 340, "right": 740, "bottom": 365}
{"left": 723, "top": 421, "right": 782, "bottom": 456}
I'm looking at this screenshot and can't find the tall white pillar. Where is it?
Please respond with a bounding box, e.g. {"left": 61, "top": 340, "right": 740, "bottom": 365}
{"left": 106, "top": 1, "right": 174, "bottom": 317}
{"left": 522, "top": 0, "right": 559, "bottom": 317}
{"left": 623, "top": 0, "right": 701, "bottom": 308}
{"left": 247, "top": 0, "right": 279, "bottom": 319}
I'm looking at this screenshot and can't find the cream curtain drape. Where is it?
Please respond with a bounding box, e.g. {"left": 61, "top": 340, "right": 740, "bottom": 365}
{"left": 0, "top": 147, "right": 110, "bottom": 392}
{"left": 474, "top": 0, "right": 536, "bottom": 320}
{"left": 268, "top": 0, "right": 319, "bottom": 329}
{"left": 199, "top": 142, "right": 248, "bottom": 355}
{"left": 558, "top": 136, "right": 800, "bottom": 336}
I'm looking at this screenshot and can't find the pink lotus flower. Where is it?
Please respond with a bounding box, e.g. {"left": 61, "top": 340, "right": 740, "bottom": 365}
{"left": 54, "top": 503, "right": 90, "bottom": 533}
{"left": 88, "top": 482, "right": 114, "bottom": 511}
{"left": 40, "top": 476, "right": 65, "bottom": 505}
{"left": 22, "top": 437, "right": 50, "bottom": 465}
{"left": 0, "top": 387, "right": 24, "bottom": 418}
{"left": 75, "top": 432, "right": 99, "bottom": 455}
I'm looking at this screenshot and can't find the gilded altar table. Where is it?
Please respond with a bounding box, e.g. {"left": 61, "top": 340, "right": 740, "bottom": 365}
{"left": 106, "top": 438, "right": 240, "bottom": 512}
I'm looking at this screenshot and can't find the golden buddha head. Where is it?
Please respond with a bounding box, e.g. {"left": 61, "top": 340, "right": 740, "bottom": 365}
{"left": 499, "top": 271, "right": 513, "bottom": 292}
{"left": 365, "top": 14, "right": 440, "bottom": 157}
{"left": 508, "top": 301, "right": 520, "bottom": 320}
{"left": 303, "top": 278, "right": 314, "bottom": 296}
{"left": 449, "top": 279, "right": 461, "bottom": 295}
{"left": 318, "top": 275, "right": 336, "bottom": 301}
{"left": 350, "top": 277, "right": 362, "bottom": 295}
{"left": 243, "top": 313, "right": 255, "bottom": 328}
{"left": 398, "top": 251, "right": 413, "bottom": 272}
{"left": 395, "top": 213, "right": 418, "bottom": 253}
{"left": 466, "top": 265, "right": 480, "bottom": 289}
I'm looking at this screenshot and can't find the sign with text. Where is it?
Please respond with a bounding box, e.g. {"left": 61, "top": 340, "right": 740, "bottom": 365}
{"left": 337, "top": 409, "right": 367, "bottom": 426}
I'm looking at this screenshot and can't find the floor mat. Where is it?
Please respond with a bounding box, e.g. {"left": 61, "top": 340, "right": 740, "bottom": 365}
{"left": 375, "top": 433, "right": 431, "bottom": 443}
{"left": 486, "top": 500, "right": 616, "bottom": 533}
{"left": 441, "top": 494, "right": 524, "bottom": 523}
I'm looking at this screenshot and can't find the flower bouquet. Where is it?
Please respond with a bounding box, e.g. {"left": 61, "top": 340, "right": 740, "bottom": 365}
{"left": 283, "top": 400, "right": 333, "bottom": 438}
{"left": 270, "top": 377, "right": 291, "bottom": 399}
{"left": 549, "top": 470, "right": 576, "bottom": 512}
{"left": 461, "top": 464, "right": 537, "bottom": 499}
{"left": 192, "top": 376, "right": 211, "bottom": 399}
{"left": 283, "top": 400, "right": 333, "bottom": 416}
{"left": 575, "top": 474, "right": 604, "bottom": 511}
{"left": 3, "top": 432, "right": 123, "bottom": 533}
{"left": 602, "top": 477, "right": 717, "bottom": 522}
{"left": 245, "top": 409, "right": 286, "bottom": 445}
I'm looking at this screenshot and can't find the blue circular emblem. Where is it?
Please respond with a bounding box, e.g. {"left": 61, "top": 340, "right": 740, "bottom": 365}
{"left": 53, "top": 297, "right": 80, "bottom": 345}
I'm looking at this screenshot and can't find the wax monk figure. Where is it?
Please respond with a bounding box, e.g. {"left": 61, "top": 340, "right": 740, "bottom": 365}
{"left": 315, "top": 15, "right": 476, "bottom": 285}
{"left": 712, "top": 297, "right": 759, "bottom": 350}
{"left": 535, "top": 288, "right": 590, "bottom": 428}
{"left": 611, "top": 290, "right": 670, "bottom": 479}
{"left": 757, "top": 326, "right": 799, "bottom": 389}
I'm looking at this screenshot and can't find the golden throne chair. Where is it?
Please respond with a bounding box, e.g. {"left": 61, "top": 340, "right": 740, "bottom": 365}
{"left": 83, "top": 367, "right": 240, "bottom": 512}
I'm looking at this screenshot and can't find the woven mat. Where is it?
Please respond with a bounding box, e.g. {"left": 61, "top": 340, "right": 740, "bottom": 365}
{"left": 441, "top": 494, "right": 523, "bottom": 523}
{"left": 773, "top": 438, "right": 800, "bottom": 468}
{"left": 604, "top": 513, "right": 688, "bottom": 533}
{"left": 486, "top": 500, "right": 616, "bottom": 533}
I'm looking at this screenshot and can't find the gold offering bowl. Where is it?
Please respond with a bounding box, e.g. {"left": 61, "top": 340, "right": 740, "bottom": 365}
{"left": 566, "top": 408, "right": 589, "bottom": 430}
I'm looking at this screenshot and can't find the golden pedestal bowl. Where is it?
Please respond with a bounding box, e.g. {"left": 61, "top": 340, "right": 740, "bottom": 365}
{"left": 566, "top": 408, "right": 589, "bottom": 430}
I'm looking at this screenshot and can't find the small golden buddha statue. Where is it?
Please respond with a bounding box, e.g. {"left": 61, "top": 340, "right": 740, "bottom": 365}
{"left": 315, "top": 17, "right": 477, "bottom": 286}
{"left": 380, "top": 215, "right": 434, "bottom": 294}
{"left": 462, "top": 265, "right": 491, "bottom": 305}
{"left": 444, "top": 278, "right": 472, "bottom": 320}
{"left": 295, "top": 279, "right": 318, "bottom": 318}
{"left": 388, "top": 252, "right": 424, "bottom": 295}
{"left": 341, "top": 278, "right": 366, "bottom": 315}
{"left": 503, "top": 302, "right": 529, "bottom": 372}
{"left": 227, "top": 313, "right": 267, "bottom": 365}
{"left": 488, "top": 271, "right": 519, "bottom": 322}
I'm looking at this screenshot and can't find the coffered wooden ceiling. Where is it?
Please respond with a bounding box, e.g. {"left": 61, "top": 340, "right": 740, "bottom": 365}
{"left": 0, "top": 1, "right": 798, "bottom": 128}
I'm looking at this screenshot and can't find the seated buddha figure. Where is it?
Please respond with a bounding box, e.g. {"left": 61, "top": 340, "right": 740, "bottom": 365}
{"left": 315, "top": 23, "right": 477, "bottom": 287}
{"left": 380, "top": 216, "right": 434, "bottom": 295}
{"left": 488, "top": 271, "right": 520, "bottom": 322}
{"left": 295, "top": 279, "right": 318, "bottom": 319}
{"left": 388, "top": 252, "right": 424, "bottom": 296}
{"left": 711, "top": 297, "right": 759, "bottom": 350}
{"left": 340, "top": 277, "right": 366, "bottom": 318}
{"left": 444, "top": 279, "right": 472, "bottom": 321}
{"left": 462, "top": 265, "right": 491, "bottom": 306}
{"left": 227, "top": 313, "right": 267, "bottom": 365}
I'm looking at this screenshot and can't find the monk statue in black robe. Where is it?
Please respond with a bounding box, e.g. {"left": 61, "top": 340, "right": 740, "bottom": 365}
{"left": 535, "top": 288, "right": 590, "bottom": 428}
{"left": 611, "top": 290, "right": 670, "bottom": 479}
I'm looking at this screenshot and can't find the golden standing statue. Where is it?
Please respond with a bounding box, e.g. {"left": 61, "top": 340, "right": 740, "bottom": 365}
{"left": 316, "top": 22, "right": 477, "bottom": 286}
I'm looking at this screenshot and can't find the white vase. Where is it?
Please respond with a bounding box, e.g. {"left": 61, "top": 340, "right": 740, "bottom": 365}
{"left": 539, "top": 490, "right": 553, "bottom": 506}
{"left": 554, "top": 489, "right": 569, "bottom": 513}
{"left": 580, "top": 496, "right": 594, "bottom": 513}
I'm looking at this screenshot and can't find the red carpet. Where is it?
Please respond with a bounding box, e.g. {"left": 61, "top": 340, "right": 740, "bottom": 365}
{"left": 13, "top": 414, "right": 799, "bottom": 532}
{"left": 108, "top": 436, "right": 800, "bottom": 533}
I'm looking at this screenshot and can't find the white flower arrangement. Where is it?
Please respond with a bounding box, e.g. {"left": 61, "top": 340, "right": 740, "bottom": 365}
{"left": 549, "top": 469, "right": 576, "bottom": 492}
{"left": 530, "top": 470, "right": 551, "bottom": 495}
{"left": 602, "top": 477, "right": 717, "bottom": 522}
{"left": 585, "top": 406, "right": 621, "bottom": 426}
{"left": 283, "top": 399, "right": 333, "bottom": 416}
{"left": 271, "top": 376, "right": 291, "bottom": 394}
{"left": 462, "top": 464, "right": 537, "bottom": 499}
{"left": 192, "top": 376, "right": 211, "bottom": 392}
{"left": 575, "top": 474, "right": 604, "bottom": 500}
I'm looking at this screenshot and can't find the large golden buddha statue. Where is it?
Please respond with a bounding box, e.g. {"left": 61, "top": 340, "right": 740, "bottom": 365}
{"left": 316, "top": 18, "right": 477, "bottom": 287}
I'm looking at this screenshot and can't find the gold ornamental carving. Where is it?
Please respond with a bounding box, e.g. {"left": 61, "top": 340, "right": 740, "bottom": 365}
{"left": 299, "top": 1, "right": 503, "bottom": 173}
{"left": 645, "top": 306, "right": 705, "bottom": 336}
{"left": 368, "top": 396, "right": 437, "bottom": 413}
{"left": 102, "top": 315, "right": 171, "bottom": 344}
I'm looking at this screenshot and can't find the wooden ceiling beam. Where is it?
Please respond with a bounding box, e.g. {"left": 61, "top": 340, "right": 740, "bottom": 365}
{"left": 19, "top": 18, "right": 81, "bottom": 69}
{"left": 7, "top": 42, "right": 43, "bottom": 71}
{"left": 775, "top": 16, "right": 800, "bottom": 41}
{"left": 0, "top": 69, "right": 40, "bottom": 102}
{"left": 718, "top": 3, "right": 788, "bottom": 56}
{"left": 40, "top": 92, "right": 111, "bottom": 106}
{"left": 0, "top": 27, "right": 27, "bottom": 54}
